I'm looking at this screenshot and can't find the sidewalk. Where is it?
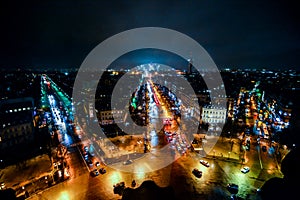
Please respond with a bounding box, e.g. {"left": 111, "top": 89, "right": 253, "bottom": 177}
{"left": 205, "top": 136, "right": 242, "bottom": 162}
{"left": 0, "top": 154, "right": 54, "bottom": 198}
{"left": 95, "top": 135, "right": 147, "bottom": 165}
{"left": 0, "top": 154, "right": 52, "bottom": 189}
{"left": 97, "top": 135, "right": 243, "bottom": 165}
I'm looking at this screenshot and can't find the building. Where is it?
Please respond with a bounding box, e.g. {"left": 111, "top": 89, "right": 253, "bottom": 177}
{"left": 98, "top": 110, "right": 125, "bottom": 125}
{"left": 187, "top": 58, "right": 193, "bottom": 74}
{"left": 0, "top": 97, "right": 35, "bottom": 151}
{"left": 201, "top": 106, "right": 227, "bottom": 124}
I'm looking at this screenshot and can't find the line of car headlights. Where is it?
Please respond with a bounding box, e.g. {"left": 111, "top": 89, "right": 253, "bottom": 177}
{"left": 81, "top": 145, "right": 107, "bottom": 177}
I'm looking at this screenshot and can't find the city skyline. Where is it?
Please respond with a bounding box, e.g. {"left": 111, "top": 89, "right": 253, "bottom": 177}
{"left": 0, "top": 1, "right": 299, "bottom": 199}
{"left": 0, "top": 67, "right": 299, "bottom": 199}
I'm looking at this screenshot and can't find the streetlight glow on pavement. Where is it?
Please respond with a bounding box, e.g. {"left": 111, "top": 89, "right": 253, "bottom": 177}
{"left": 109, "top": 171, "right": 122, "bottom": 185}
{"left": 58, "top": 191, "right": 71, "bottom": 200}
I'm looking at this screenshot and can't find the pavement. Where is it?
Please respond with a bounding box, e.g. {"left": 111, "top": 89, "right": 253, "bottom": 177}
{"left": 0, "top": 151, "right": 74, "bottom": 199}
{"left": 90, "top": 133, "right": 249, "bottom": 178}
{"left": 0, "top": 133, "right": 279, "bottom": 199}
{"left": 95, "top": 135, "right": 148, "bottom": 165}
{"left": 0, "top": 154, "right": 53, "bottom": 198}
{"left": 93, "top": 133, "right": 244, "bottom": 168}
{"left": 206, "top": 136, "right": 242, "bottom": 161}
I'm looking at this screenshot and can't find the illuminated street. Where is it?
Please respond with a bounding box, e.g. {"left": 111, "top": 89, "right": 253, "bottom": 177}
{"left": 1, "top": 2, "right": 299, "bottom": 199}
{"left": 21, "top": 72, "right": 282, "bottom": 200}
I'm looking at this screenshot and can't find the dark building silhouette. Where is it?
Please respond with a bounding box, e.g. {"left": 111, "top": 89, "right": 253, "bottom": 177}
{"left": 0, "top": 97, "right": 35, "bottom": 151}
{"left": 121, "top": 180, "right": 176, "bottom": 200}
{"left": 260, "top": 114, "right": 300, "bottom": 200}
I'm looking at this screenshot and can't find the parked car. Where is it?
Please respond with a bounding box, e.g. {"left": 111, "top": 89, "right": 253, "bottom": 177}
{"left": 192, "top": 168, "right": 202, "bottom": 178}
{"left": 227, "top": 183, "right": 239, "bottom": 194}
{"left": 90, "top": 169, "right": 99, "bottom": 177}
{"left": 95, "top": 161, "right": 101, "bottom": 167}
{"left": 241, "top": 166, "right": 250, "bottom": 173}
{"left": 84, "top": 154, "right": 89, "bottom": 161}
{"left": 99, "top": 167, "right": 106, "bottom": 174}
{"left": 200, "top": 159, "right": 210, "bottom": 167}
{"left": 86, "top": 159, "right": 93, "bottom": 167}
{"left": 84, "top": 146, "right": 88, "bottom": 152}
{"left": 123, "top": 159, "right": 133, "bottom": 165}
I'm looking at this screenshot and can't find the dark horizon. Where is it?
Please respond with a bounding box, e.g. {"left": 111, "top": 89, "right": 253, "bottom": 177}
{"left": 0, "top": 0, "right": 299, "bottom": 70}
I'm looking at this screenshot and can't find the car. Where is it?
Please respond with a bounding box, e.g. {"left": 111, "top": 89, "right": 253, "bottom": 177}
{"left": 91, "top": 169, "right": 99, "bottom": 177}
{"left": 123, "top": 159, "right": 133, "bottom": 165}
{"left": 192, "top": 168, "right": 202, "bottom": 178}
{"left": 99, "top": 167, "right": 106, "bottom": 174}
{"left": 84, "top": 146, "right": 88, "bottom": 152}
{"left": 227, "top": 183, "right": 239, "bottom": 194}
{"left": 86, "top": 159, "right": 93, "bottom": 167}
{"left": 241, "top": 166, "right": 250, "bottom": 173}
{"left": 95, "top": 161, "right": 101, "bottom": 167}
{"left": 200, "top": 159, "right": 210, "bottom": 167}
{"left": 88, "top": 151, "right": 95, "bottom": 157}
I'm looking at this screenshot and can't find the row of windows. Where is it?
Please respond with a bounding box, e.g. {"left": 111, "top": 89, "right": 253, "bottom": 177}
{"left": 205, "top": 119, "right": 226, "bottom": 123}
{"left": 0, "top": 134, "right": 33, "bottom": 146}
{"left": 2, "top": 118, "right": 32, "bottom": 128}
{"left": 0, "top": 130, "right": 32, "bottom": 139}
{"left": 101, "top": 117, "right": 114, "bottom": 120}
{"left": 100, "top": 111, "right": 123, "bottom": 115}
{"left": 4, "top": 107, "right": 32, "bottom": 113}
{"left": 1, "top": 124, "right": 31, "bottom": 131}
{"left": 1, "top": 130, "right": 32, "bottom": 139}
{"left": 202, "top": 115, "right": 226, "bottom": 119}
{"left": 203, "top": 110, "right": 226, "bottom": 115}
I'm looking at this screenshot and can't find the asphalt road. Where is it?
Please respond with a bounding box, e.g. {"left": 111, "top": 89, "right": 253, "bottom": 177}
{"left": 24, "top": 75, "right": 283, "bottom": 200}
{"left": 26, "top": 138, "right": 282, "bottom": 200}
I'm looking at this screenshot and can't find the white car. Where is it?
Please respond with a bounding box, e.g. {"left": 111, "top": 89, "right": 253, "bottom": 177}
{"left": 123, "top": 159, "right": 133, "bottom": 165}
{"left": 241, "top": 166, "right": 250, "bottom": 173}
{"left": 200, "top": 160, "right": 210, "bottom": 167}
{"left": 95, "top": 161, "right": 101, "bottom": 167}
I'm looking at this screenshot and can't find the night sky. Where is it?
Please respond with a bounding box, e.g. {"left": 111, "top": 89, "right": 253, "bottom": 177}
{"left": 0, "top": 0, "right": 299, "bottom": 70}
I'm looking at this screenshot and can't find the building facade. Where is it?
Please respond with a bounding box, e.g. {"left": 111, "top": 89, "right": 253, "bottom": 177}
{"left": 0, "top": 97, "right": 35, "bottom": 150}
{"left": 201, "top": 106, "right": 227, "bottom": 124}
{"left": 98, "top": 110, "right": 125, "bottom": 125}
